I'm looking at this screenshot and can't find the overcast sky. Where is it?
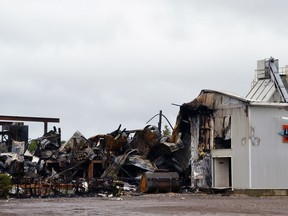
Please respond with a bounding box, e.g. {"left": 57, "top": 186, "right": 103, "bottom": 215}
{"left": 1, "top": 0, "right": 288, "bottom": 140}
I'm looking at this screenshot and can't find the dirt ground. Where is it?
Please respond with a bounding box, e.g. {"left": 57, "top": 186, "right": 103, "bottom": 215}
{"left": 0, "top": 192, "right": 288, "bottom": 216}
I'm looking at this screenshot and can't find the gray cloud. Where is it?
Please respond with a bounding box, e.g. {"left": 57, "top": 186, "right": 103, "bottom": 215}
{"left": 1, "top": 0, "right": 288, "bottom": 140}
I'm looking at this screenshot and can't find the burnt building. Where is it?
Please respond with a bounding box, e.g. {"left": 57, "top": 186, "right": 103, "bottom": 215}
{"left": 172, "top": 58, "right": 288, "bottom": 194}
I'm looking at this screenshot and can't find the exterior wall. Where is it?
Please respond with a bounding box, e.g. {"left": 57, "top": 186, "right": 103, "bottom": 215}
{"left": 230, "top": 107, "right": 250, "bottom": 189}
{"left": 211, "top": 106, "right": 250, "bottom": 189}
{"left": 249, "top": 106, "right": 288, "bottom": 189}
{"left": 184, "top": 90, "right": 288, "bottom": 190}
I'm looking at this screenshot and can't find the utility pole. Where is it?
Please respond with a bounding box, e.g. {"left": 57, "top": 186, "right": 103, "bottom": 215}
{"left": 146, "top": 110, "right": 174, "bottom": 135}
{"left": 158, "top": 110, "right": 162, "bottom": 134}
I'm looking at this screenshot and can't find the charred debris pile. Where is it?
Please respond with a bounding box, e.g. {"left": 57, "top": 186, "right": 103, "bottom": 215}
{"left": 0, "top": 121, "right": 192, "bottom": 198}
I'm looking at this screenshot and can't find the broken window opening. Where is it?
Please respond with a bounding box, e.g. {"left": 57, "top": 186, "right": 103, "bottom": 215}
{"left": 214, "top": 116, "right": 231, "bottom": 149}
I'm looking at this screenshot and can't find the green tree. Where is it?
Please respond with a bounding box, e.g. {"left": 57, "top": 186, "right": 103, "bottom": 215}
{"left": 162, "top": 125, "right": 171, "bottom": 137}
{"left": 28, "top": 140, "right": 38, "bottom": 154}
{"left": 0, "top": 174, "right": 12, "bottom": 198}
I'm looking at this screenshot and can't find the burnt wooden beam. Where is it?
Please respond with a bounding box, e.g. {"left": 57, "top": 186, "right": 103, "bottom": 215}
{"left": 0, "top": 115, "right": 59, "bottom": 123}
{"left": 0, "top": 115, "right": 60, "bottom": 134}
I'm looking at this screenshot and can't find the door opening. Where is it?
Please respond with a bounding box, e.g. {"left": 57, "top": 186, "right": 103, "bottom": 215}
{"left": 213, "top": 157, "right": 231, "bottom": 188}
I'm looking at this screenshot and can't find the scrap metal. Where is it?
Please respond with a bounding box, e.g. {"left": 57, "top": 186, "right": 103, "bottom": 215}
{"left": 0, "top": 121, "right": 187, "bottom": 198}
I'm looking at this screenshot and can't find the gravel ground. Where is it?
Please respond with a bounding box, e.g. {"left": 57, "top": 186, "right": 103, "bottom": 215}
{"left": 0, "top": 193, "right": 288, "bottom": 216}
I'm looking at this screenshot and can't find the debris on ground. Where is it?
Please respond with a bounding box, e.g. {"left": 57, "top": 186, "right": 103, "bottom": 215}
{"left": 0, "top": 122, "right": 190, "bottom": 198}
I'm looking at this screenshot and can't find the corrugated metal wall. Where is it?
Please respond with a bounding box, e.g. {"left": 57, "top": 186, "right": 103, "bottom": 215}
{"left": 249, "top": 106, "right": 288, "bottom": 189}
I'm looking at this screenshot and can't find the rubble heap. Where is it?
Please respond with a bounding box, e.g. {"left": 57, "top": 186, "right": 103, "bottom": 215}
{"left": 0, "top": 124, "right": 191, "bottom": 197}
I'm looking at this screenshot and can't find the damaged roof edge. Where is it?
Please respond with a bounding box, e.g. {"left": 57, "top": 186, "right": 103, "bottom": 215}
{"left": 181, "top": 89, "right": 288, "bottom": 109}
{"left": 200, "top": 89, "right": 249, "bottom": 102}
{"left": 180, "top": 89, "right": 249, "bottom": 110}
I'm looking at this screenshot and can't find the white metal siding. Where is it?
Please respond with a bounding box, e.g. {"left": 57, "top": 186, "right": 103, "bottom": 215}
{"left": 249, "top": 106, "right": 288, "bottom": 189}
{"left": 230, "top": 107, "right": 250, "bottom": 189}
{"left": 212, "top": 106, "right": 250, "bottom": 189}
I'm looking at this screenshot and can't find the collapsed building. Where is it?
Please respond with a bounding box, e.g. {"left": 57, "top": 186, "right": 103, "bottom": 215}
{"left": 1, "top": 57, "right": 288, "bottom": 197}
{"left": 172, "top": 57, "right": 288, "bottom": 195}
{"left": 0, "top": 119, "right": 184, "bottom": 197}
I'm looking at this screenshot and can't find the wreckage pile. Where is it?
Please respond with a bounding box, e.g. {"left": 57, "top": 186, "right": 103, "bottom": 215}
{"left": 0, "top": 124, "right": 191, "bottom": 198}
